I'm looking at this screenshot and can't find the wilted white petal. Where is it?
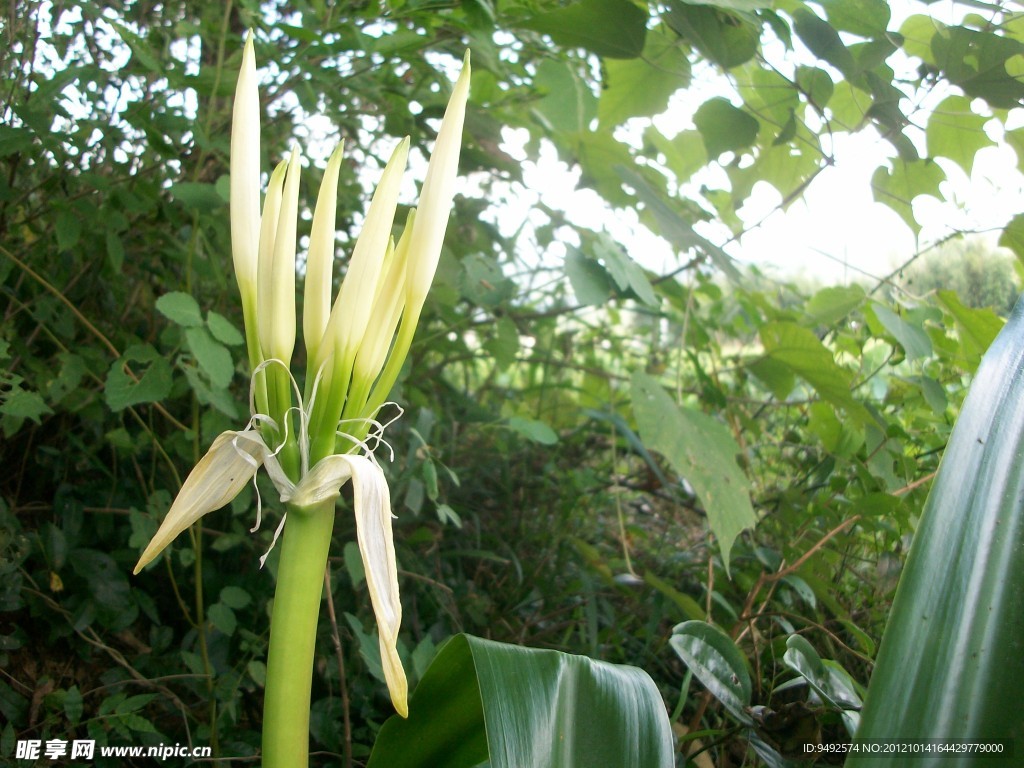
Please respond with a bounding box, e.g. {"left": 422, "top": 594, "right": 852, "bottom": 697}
{"left": 289, "top": 453, "right": 408, "bottom": 716}
{"left": 133, "top": 429, "right": 271, "bottom": 574}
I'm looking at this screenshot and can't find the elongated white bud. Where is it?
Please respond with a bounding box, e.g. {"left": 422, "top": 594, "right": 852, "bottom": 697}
{"left": 256, "top": 150, "right": 300, "bottom": 363}
{"left": 230, "top": 32, "right": 260, "bottom": 299}
{"left": 305, "top": 142, "right": 346, "bottom": 364}
{"left": 405, "top": 51, "right": 470, "bottom": 314}
{"left": 319, "top": 138, "right": 410, "bottom": 373}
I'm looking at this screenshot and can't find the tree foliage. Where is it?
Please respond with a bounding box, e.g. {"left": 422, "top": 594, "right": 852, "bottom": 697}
{"left": 2, "top": 0, "right": 1023, "bottom": 764}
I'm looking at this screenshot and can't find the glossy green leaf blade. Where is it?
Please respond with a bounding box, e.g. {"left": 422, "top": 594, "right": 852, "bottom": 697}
{"left": 670, "top": 620, "right": 752, "bottom": 724}
{"left": 368, "top": 634, "right": 674, "bottom": 768}
{"left": 783, "top": 635, "right": 861, "bottom": 719}
{"left": 367, "top": 635, "right": 488, "bottom": 768}
{"left": 631, "top": 372, "right": 756, "bottom": 572}
{"left": 852, "top": 296, "right": 1024, "bottom": 766}
{"left": 474, "top": 637, "right": 674, "bottom": 768}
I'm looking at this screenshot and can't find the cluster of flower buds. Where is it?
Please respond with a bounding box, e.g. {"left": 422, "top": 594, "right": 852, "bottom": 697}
{"left": 134, "top": 32, "right": 470, "bottom": 717}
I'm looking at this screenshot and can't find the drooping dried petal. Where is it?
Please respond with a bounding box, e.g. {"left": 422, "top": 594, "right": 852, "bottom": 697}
{"left": 133, "top": 429, "right": 271, "bottom": 574}
{"left": 289, "top": 453, "right": 408, "bottom": 716}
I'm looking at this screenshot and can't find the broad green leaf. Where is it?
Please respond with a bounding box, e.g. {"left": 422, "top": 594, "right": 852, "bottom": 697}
{"left": 520, "top": 0, "right": 647, "bottom": 59}
{"left": 754, "top": 322, "right": 872, "bottom": 423}
{"left": 534, "top": 60, "right": 597, "bottom": 135}
{"left": 937, "top": 290, "right": 1004, "bottom": 368}
{"left": 783, "top": 635, "right": 861, "bottom": 712}
{"left": 615, "top": 165, "right": 741, "bottom": 280}
{"left": 827, "top": 79, "right": 872, "bottom": 130}
{"left": 646, "top": 127, "right": 707, "bottom": 184}
{"left": 115, "top": 23, "right": 165, "bottom": 73}
{"left": 909, "top": 375, "right": 948, "bottom": 414}
{"left": 1008, "top": 127, "right": 1024, "bottom": 174}
{"left": 170, "top": 182, "right": 225, "bottom": 209}
{"left": 483, "top": 317, "right": 519, "bottom": 371}
{"left": 368, "top": 634, "right": 673, "bottom": 768}
{"left": 853, "top": 297, "right": 1024, "bottom": 765}
{"left": 729, "top": 140, "right": 819, "bottom": 204}
{"left": 683, "top": 0, "right": 768, "bottom": 9}
{"left": 185, "top": 326, "right": 234, "bottom": 389}
{"left": 631, "top": 372, "right": 756, "bottom": 571}
{"left": 56, "top": 209, "right": 81, "bottom": 251}
{"left": 931, "top": 26, "right": 1024, "bottom": 109}
{"left": 599, "top": 26, "right": 690, "bottom": 127}
{"left": 998, "top": 212, "right": 1024, "bottom": 265}
{"left": 461, "top": 253, "right": 515, "bottom": 307}
{"left": 670, "top": 621, "right": 752, "bottom": 724}
{"left": 795, "top": 65, "right": 834, "bottom": 111}
{"left": 248, "top": 660, "right": 267, "bottom": 687}
{"left": 206, "top": 311, "right": 245, "bottom": 346}
{"left": 183, "top": 366, "right": 239, "bottom": 419}
{"left": 925, "top": 95, "right": 991, "bottom": 174}
{"left": 594, "top": 235, "right": 658, "bottom": 306}
{"left": 734, "top": 65, "right": 799, "bottom": 133}
{"left": 793, "top": 9, "right": 856, "bottom": 77}
{"left": 104, "top": 344, "right": 173, "bottom": 412}
{"left": 693, "top": 97, "right": 760, "bottom": 159}
{"left": 69, "top": 548, "right": 136, "bottom": 631}
{"left": 899, "top": 14, "right": 941, "bottom": 63}
{"left": 48, "top": 354, "right": 86, "bottom": 409}
{"left": 207, "top": 603, "right": 236, "bottom": 636}
{"left": 664, "top": 1, "right": 760, "bottom": 69}
{"left": 343, "top": 541, "right": 366, "bottom": 588}
{"left": 577, "top": 132, "right": 639, "bottom": 206}
{"left": 870, "top": 159, "right": 945, "bottom": 235}
{"left": 219, "top": 586, "right": 251, "bottom": 609}
{"left": 821, "top": 0, "right": 890, "bottom": 39}
{"left": 869, "top": 303, "right": 932, "bottom": 361}
{"left": 565, "top": 246, "right": 613, "bottom": 305}
{"left": 808, "top": 401, "right": 864, "bottom": 457}
{"left": 804, "top": 285, "right": 865, "bottom": 327}
{"left": 0, "top": 388, "right": 51, "bottom": 425}
{"left": 155, "top": 292, "right": 204, "bottom": 327}
{"left": 0, "top": 125, "right": 34, "bottom": 157}
{"left": 507, "top": 416, "right": 558, "bottom": 445}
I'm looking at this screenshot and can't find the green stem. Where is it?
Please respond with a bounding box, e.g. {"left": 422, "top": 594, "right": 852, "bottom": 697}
{"left": 262, "top": 499, "right": 336, "bottom": 768}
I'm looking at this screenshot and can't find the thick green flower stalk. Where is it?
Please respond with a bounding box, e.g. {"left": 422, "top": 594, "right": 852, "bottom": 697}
{"left": 133, "top": 31, "right": 469, "bottom": 766}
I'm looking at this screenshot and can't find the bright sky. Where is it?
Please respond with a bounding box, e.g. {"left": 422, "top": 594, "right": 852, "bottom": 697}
{"left": 498, "top": 1, "right": 1024, "bottom": 286}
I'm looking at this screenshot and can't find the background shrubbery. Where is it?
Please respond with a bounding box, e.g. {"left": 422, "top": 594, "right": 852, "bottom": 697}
{"left": 3, "top": 1, "right": 1023, "bottom": 765}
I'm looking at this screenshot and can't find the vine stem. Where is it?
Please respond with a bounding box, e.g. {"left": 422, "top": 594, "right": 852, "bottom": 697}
{"left": 262, "top": 499, "right": 336, "bottom": 768}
